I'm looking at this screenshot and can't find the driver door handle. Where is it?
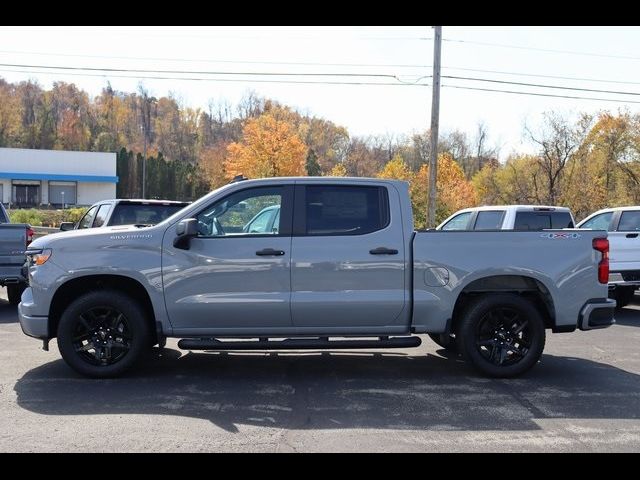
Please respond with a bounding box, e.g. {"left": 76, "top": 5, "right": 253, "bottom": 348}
{"left": 626, "top": 233, "right": 639, "bottom": 238}
{"left": 256, "top": 248, "right": 285, "bottom": 256}
{"left": 369, "top": 247, "right": 399, "bottom": 255}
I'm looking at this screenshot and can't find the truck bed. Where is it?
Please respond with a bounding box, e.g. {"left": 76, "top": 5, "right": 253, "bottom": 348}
{"left": 411, "top": 229, "right": 609, "bottom": 333}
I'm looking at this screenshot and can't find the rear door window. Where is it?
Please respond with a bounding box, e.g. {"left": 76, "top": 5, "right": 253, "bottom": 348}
{"left": 303, "top": 185, "right": 389, "bottom": 236}
{"left": 617, "top": 211, "right": 640, "bottom": 231}
{"left": 473, "top": 211, "right": 505, "bottom": 230}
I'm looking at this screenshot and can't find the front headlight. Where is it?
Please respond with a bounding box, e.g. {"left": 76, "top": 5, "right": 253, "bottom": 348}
{"left": 27, "top": 248, "right": 52, "bottom": 266}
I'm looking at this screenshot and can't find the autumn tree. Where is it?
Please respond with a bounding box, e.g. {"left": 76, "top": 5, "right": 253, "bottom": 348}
{"left": 328, "top": 163, "right": 347, "bottom": 176}
{"left": 525, "top": 112, "right": 590, "bottom": 205}
{"left": 225, "top": 113, "right": 307, "bottom": 179}
{"left": 376, "top": 154, "right": 412, "bottom": 182}
{"left": 412, "top": 153, "right": 477, "bottom": 228}
{"left": 306, "top": 149, "right": 321, "bottom": 176}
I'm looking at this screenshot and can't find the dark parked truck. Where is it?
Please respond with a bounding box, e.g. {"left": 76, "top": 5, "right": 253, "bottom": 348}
{"left": 18, "top": 178, "right": 615, "bottom": 378}
{"left": 0, "top": 202, "right": 34, "bottom": 304}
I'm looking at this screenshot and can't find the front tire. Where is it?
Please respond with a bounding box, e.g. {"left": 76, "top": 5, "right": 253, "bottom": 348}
{"left": 7, "top": 283, "right": 26, "bottom": 305}
{"left": 57, "top": 290, "right": 150, "bottom": 378}
{"left": 457, "top": 294, "right": 546, "bottom": 378}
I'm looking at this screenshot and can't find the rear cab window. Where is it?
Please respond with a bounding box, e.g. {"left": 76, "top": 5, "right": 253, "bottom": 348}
{"left": 514, "top": 211, "right": 574, "bottom": 230}
{"left": 110, "top": 203, "right": 188, "bottom": 226}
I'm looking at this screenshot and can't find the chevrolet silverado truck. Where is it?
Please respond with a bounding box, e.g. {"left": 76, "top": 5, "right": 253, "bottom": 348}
{"left": 0, "top": 202, "right": 34, "bottom": 304}
{"left": 18, "top": 177, "right": 615, "bottom": 378}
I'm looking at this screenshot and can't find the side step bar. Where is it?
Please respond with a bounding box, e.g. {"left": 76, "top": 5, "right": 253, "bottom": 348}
{"left": 178, "top": 336, "right": 421, "bottom": 351}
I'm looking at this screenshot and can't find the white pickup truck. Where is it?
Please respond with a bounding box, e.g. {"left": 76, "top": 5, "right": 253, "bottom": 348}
{"left": 437, "top": 205, "right": 575, "bottom": 231}
{"left": 577, "top": 206, "right": 640, "bottom": 308}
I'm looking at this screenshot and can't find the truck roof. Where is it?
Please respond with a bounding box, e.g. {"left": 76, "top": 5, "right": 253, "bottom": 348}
{"left": 454, "top": 204, "right": 572, "bottom": 213}
{"left": 94, "top": 199, "right": 190, "bottom": 206}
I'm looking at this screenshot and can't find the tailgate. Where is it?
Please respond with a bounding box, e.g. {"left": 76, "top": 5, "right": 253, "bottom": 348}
{"left": 0, "top": 224, "right": 28, "bottom": 266}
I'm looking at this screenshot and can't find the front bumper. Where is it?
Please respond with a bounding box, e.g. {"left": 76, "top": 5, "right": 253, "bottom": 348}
{"left": 18, "top": 287, "right": 49, "bottom": 339}
{"left": 578, "top": 299, "right": 616, "bottom": 331}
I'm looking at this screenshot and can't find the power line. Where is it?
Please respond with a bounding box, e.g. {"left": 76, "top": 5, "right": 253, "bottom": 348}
{"left": 4, "top": 66, "right": 640, "bottom": 104}
{"left": 4, "top": 49, "right": 640, "bottom": 88}
{"left": 443, "top": 75, "right": 640, "bottom": 97}
{"left": 0, "top": 68, "right": 427, "bottom": 87}
{"left": 0, "top": 62, "right": 401, "bottom": 79}
{"left": 442, "top": 84, "right": 640, "bottom": 105}
{"left": 443, "top": 66, "right": 640, "bottom": 87}
{"left": 5, "top": 61, "right": 640, "bottom": 97}
{"left": 0, "top": 50, "right": 430, "bottom": 69}
{"left": 443, "top": 37, "right": 640, "bottom": 61}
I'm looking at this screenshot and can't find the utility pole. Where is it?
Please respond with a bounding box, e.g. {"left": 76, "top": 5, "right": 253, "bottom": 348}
{"left": 427, "top": 26, "right": 442, "bottom": 228}
{"left": 142, "top": 124, "right": 147, "bottom": 199}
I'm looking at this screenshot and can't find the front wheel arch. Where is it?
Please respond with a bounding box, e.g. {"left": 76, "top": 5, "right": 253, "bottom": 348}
{"left": 50, "top": 274, "right": 158, "bottom": 344}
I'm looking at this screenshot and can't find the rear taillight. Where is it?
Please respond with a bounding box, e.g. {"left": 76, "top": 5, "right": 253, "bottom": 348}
{"left": 26, "top": 227, "right": 34, "bottom": 247}
{"left": 593, "top": 237, "right": 609, "bottom": 284}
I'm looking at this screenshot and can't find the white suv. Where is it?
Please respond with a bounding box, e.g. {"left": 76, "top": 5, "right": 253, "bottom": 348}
{"left": 577, "top": 206, "right": 640, "bottom": 308}
{"left": 437, "top": 205, "right": 575, "bottom": 231}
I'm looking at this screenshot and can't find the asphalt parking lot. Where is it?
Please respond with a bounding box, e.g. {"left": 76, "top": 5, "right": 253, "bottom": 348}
{"left": 1, "top": 288, "right": 640, "bottom": 452}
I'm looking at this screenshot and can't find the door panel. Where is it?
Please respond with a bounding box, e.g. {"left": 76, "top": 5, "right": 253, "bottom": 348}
{"left": 290, "top": 184, "right": 407, "bottom": 329}
{"left": 611, "top": 211, "right": 640, "bottom": 271}
{"left": 162, "top": 185, "right": 293, "bottom": 331}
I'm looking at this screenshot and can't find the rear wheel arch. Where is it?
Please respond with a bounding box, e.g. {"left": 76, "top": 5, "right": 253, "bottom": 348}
{"left": 449, "top": 275, "right": 555, "bottom": 335}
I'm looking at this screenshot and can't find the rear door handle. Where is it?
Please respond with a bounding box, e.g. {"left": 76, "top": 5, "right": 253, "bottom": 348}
{"left": 256, "top": 248, "right": 285, "bottom": 256}
{"left": 369, "top": 247, "right": 399, "bottom": 255}
{"left": 626, "top": 233, "right": 639, "bottom": 238}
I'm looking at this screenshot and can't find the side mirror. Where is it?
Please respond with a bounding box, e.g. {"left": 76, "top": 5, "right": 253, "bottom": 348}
{"left": 60, "top": 222, "right": 75, "bottom": 231}
{"left": 173, "top": 218, "right": 198, "bottom": 249}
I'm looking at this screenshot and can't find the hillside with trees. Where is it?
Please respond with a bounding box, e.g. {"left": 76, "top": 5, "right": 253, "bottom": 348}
{"left": 2, "top": 77, "right": 640, "bottom": 226}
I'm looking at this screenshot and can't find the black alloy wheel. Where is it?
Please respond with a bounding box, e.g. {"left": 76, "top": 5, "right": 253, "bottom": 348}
{"left": 72, "top": 306, "right": 132, "bottom": 366}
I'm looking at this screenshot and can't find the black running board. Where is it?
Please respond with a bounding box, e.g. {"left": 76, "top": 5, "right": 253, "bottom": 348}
{"left": 177, "top": 336, "right": 421, "bottom": 351}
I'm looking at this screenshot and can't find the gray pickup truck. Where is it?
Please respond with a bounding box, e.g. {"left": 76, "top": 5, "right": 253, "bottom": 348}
{"left": 18, "top": 177, "right": 615, "bottom": 378}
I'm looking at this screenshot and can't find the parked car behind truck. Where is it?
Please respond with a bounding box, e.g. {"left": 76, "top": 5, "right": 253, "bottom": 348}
{"left": 0, "top": 202, "right": 34, "bottom": 304}
{"left": 437, "top": 205, "right": 575, "bottom": 231}
{"left": 577, "top": 206, "right": 640, "bottom": 308}
{"left": 59, "top": 199, "right": 190, "bottom": 231}
{"left": 19, "top": 178, "right": 614, "bottom": 379}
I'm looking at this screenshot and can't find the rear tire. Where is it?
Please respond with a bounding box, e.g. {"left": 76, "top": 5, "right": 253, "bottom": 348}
{"left": 57, "top": 290, "right": 150, "bottom": 378}
{"left": 457, "top": 294, "right": 546, "bottom": 378}
{"left": 611, "top": 287, "right": 635, "bottom": 309}
{"left": 428, "top": 333, "right": 457, "bottom": 351}
{"left": 6, "top": 283, "right": 26, "bottom": 305}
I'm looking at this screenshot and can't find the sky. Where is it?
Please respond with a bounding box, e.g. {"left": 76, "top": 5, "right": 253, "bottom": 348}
{"left": 1, "top": 26, "right": 639, "bottom": 159}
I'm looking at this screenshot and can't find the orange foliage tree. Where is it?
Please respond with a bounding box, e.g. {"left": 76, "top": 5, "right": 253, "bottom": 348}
{"left": 225, "top": 113, "right": 307, "bottom": 179}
